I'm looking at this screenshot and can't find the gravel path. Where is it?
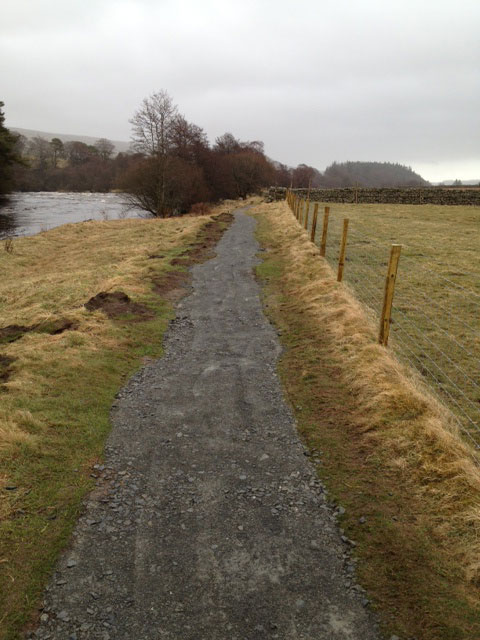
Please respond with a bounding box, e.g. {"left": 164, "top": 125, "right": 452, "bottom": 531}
{"left": 32, "top": 210, "right": 381, "bottom": 639}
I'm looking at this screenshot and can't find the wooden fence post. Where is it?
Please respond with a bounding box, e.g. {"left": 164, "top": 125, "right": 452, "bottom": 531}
{"left": 337, "top": 218, "right": 349, "bottom": 282}
{"left": 310, "top": 203, "right": 319, "bottom": 243}
{"left": 304, "top": 200, "right": 310, "bottom": 230}
{"left": 298, "top": 199, "right": 303, "bottom": 224}
{"left": 379, "top": 244, "right": 402, "bottom": 346}
{"left": 319, "top": 206, "right": 330, "bottom": 257}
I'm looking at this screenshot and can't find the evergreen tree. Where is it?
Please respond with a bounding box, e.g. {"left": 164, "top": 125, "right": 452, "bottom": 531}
{"left": 0, "top": 101, "right": 21, "bottom": 195}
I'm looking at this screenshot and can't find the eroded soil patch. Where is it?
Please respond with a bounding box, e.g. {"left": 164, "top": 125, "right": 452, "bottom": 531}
{"left": 85, "top": 291, "right": 153, "bottom": 320}
{"left": 0, "top": 355, "right": 15, "bottom": 383}
{"left": 0, "top": 325, "right": 30, "bottom": 345}
{"left": 0, "top": 319, "right": 77, "bottom": 346}
{"left": 172, "top": 213, "right": 234, "bottom": 266}
{"left": 152, "top": 271, "right": 190, "bottom": 302}
{"left": 152, "top": 212, "right": 234, "bottom": 301}
{"left": 37, "top": 318, "right": 78, "bottom": 335}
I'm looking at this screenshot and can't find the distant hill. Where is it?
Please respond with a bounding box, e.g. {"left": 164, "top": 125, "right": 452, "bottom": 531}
{"left": 436, "top": 179, "right": 480, "bottom": 186}
{"left": 10, "top": 127, "right": 131, "bottom": 154}
{"left": 322, "top": 161, "right": 429, "bottom": 187}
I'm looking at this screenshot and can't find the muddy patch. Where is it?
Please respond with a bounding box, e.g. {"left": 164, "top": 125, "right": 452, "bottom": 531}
{"left": 0, "top": 325, "right": 30, "bottom": 345}
{"left": 0, "top": 318, "right": 77, "bottom": 345}
{"left": 172, "top": 213, "right": 234, "bottom": 266}
{"left": 0, "top": 355, "right": 15, "bottom": 383}
{"left": 37, "top": 318, "right": 78, "bottom": 335}
{"left": 85, "top": 291, "right": 153, "bottom": 320}
{"left": 151, "top": 271, "right": 190, "bottom": 303}
{"left": 152, "top": 212, "right": 234, "bottom": 300}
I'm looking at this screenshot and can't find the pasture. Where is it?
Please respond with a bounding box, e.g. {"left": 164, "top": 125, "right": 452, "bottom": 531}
{"left": 305, "top": 201, "right": 480, "bottom": 449}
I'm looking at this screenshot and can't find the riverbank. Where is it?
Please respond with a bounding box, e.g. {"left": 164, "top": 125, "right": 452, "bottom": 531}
{"left": 0, "top": 206, "right": 235, "bottom": 639}
{"left": 0, "top": 192, "right": 135, "bottom": 240}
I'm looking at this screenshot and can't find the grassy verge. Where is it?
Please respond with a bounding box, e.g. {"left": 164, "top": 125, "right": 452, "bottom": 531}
{"left": 303, "top": 200, "right": 480, "bottom": 444}
{"left": 0, "top": 205, "right": 234, "bottom": 640}
{"left": 252, "top": 200, "right": 480, "bottom": 640}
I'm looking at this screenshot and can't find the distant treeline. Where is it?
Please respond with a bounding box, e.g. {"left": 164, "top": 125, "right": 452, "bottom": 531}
{"left": 282, "top": 160, "right": 429, "bottom": 189}
{"left": 1, "top": 94, "right": 431, "bottom": 216}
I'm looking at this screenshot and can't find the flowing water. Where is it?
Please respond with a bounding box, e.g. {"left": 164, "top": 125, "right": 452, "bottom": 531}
{"left": 0, "top": 192, "right": 141, "bottom": 239}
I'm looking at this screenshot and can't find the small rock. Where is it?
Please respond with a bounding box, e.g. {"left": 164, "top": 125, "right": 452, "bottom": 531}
{"left": 57, "top": 610, "right": 70, "bottom": 622}
{"left": 66, "top": 559, "right": 77, "bottom": 568}
{"left": 359, "top": 516, "right": 366, "bottom": 524}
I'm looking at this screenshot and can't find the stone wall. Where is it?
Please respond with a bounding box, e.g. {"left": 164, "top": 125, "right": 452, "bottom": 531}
{"left": 266, "top": 187, "right": 480, "bottom": 206}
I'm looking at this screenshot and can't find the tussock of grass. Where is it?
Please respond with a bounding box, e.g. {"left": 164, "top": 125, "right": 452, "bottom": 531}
{"left": 0, "top": 204, "right": 234, "bottom": 640}
{"left": 253, "top": 200, "right": 480, "bottom": 640}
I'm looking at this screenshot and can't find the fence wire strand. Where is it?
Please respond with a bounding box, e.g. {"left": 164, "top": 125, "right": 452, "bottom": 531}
{"left": 287, "top": 195, "right": 480, "bottom": 451}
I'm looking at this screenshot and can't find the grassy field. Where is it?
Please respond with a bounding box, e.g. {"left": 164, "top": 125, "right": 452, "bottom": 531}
{"left": 298, "top": 200, "right": 480, "bottom": 448}
{"left": 253, "top": 200, "right": 480, "bottom": 639}
{"left": 0, "top": 206, "right": 233, "bottom": 639}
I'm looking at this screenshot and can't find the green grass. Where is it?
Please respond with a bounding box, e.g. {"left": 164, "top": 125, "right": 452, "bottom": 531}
{"left": 0, "top": 210, "right": 231, "bottom": 639}
{"left": 252, "top": 200, "right": 480, "bottom": 640}
{"left": 301, "top": 201, "right": 480, "bottom": 447}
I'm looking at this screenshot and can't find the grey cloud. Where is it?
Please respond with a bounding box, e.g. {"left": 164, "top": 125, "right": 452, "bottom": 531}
{"left": 1, "top": 0, "right": 479, "bottom": 181}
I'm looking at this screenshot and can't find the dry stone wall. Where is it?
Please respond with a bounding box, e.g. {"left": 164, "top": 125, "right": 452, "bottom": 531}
{"left": 267, "top": 187, "right": 480, "bottom": 206}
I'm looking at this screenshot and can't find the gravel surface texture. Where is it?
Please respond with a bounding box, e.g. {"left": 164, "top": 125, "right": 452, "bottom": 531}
{"left": 30, "top": 209, "right": 381, "bottom": 639}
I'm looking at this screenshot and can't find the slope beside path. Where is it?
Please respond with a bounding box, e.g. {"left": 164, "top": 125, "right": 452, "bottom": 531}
{"left": 31, "top": 209, "right": 380, "bottom": 640}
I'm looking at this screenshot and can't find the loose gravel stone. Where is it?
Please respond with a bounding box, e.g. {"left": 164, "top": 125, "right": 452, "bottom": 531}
{"left": 31, "top": 210, "right": 380, "bottom": 639}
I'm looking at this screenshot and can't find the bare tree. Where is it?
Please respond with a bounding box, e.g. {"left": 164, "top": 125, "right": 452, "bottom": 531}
{"left": 27, "top": 136, "right": 51, "bottom": 170}
{"left": 213, "top": 132, "right": 241, "bottom": 154}
{"left": 95, "top": 138, "right": 115, "bottom": 161}
{"left": 127, "top": 90, "right": 182, "bottom": 216}
{"left": 130, "top": 90, "right": 178, "bottom": 157}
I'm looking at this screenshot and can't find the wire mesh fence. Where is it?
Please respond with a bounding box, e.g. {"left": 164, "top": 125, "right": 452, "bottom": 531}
{"left": 286, "top": 192, "right": 480, "bottom": 450}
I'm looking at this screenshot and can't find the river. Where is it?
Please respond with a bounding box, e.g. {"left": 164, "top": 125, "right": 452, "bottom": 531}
{"left": 0, "top": 192, "right": 141, "bottom": 239}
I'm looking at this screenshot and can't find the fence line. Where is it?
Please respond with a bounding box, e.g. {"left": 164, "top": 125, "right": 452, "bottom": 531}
{"left": 285, "top": 190, "right": 480, "bottom": 450}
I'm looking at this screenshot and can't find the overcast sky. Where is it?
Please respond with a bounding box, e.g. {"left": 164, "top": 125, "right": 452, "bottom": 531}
{"left": 1, "top": 0, "right": 479, "bottom": 181}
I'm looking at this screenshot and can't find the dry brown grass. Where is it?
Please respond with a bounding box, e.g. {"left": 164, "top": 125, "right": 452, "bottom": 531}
{"left": 0, "top": 204, "right": 236, "bottom": 639}
{"left": 302, "top": 199, "right": 480, "bottom": 443}
{"left": 0, "top": 215, "right": 209, "bottom": 449}
{"left": 253, "top": 200, "right": 480, "bottom": 639}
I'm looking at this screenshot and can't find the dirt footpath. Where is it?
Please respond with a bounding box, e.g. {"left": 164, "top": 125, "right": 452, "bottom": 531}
{"left": 32, "top": 210, "right": 380, "bottom": 639}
